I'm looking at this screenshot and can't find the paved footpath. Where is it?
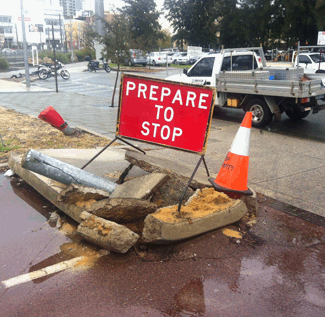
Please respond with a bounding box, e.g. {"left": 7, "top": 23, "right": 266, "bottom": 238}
{"left": 0, "top": 64, "right": 325, "bottom": 220}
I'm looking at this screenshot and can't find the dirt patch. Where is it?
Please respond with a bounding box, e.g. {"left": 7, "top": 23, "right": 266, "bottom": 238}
{"left": 81, "top": 215, "right": 112, "bottom": 236}
{"left": 153, "top": 188, "right": 236, "bottom": 223}
{"left": 0, "top": 106, "right": 119, "bottom": 164}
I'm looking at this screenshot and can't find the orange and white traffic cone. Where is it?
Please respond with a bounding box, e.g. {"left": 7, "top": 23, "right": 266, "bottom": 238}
{"left": 209, "top": 112, "right": 253, "bottom": 197}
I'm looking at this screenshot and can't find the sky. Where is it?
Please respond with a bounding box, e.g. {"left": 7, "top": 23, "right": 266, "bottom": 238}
{"left": 3, "top": 0, "right": 171, "bottom": 31}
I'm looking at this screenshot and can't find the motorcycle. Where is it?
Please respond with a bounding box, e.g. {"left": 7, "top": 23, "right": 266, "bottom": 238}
{"left": 38, "top": 61, "right": 70, "bottom": 80}
{"left": 87, "top": 57, "right": 111, "bottom": 73}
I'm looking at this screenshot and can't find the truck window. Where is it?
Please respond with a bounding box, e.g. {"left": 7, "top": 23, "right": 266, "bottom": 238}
{"left": 188, "top": 57, "right": 215, "bottom": 77}
{"left": 221, "top": 55, "right": 258, "bottom": 71}
{"left": 309, "top": 53, "right": 325, "bottom": 63}
{"left": 299, "top": 55, "right": 312, "bottom": 64}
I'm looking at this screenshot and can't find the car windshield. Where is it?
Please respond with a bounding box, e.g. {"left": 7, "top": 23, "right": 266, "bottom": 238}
{"left": 188, "top": 57, "right": 215, "bottom": 77}
{"left": 309, "top": 53, "right": 325, "bottom": 63}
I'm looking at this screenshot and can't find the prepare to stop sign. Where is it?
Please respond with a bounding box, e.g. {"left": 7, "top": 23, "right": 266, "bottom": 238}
{"left": 117, "top": 74, "right": 215, "bottom": 154}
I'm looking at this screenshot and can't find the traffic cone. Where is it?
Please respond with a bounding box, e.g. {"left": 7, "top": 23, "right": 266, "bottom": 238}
{"left": 209, "top": 112, "right": 253, "bottom": 197}
{"left": 38, "top": 106, "right": 75, "bottom": 136}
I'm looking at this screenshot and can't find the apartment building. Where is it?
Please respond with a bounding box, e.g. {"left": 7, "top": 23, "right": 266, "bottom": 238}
{"left": 60, "top": 0, "right": 77, "bottom": 19}
{"left": 0, "top": 0, "right": 64, "bottom": 49}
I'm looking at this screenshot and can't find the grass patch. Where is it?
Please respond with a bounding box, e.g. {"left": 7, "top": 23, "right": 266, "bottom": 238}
{"left": 0, "top": 144, "right": 20, "bottom": 153}
{"left": 171, "top": 64, "right": 191, "bottom": 69}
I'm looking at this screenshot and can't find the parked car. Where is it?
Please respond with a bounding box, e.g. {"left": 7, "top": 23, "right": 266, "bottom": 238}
{"left": 1, "top": 48, "right": 17, "bottom": 55}
{"left": 125, "top": 49, "right": 147, "bottom": 66}
{"left": 166, "top": 52, "right": 175, "bottom": 64}
{"left": 175, "top": 52, "right": 191, "bottom": 65}
{"left": 147, "top": 52, "right": 170, "bottom": 66}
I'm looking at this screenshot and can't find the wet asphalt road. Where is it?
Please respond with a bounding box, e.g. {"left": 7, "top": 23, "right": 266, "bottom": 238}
{"left": 1, "top": 171, "right": 325, "bottom": 316}
{"left": 32, "top": 67, "right": 325, "bottom": 142}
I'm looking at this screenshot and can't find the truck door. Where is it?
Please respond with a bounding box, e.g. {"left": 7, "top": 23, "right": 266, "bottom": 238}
{"left": 298, "top": 55, "right": 314, "bottom": 73}
{"left": 185, "top": 57, "right": 215, "bottom": 86}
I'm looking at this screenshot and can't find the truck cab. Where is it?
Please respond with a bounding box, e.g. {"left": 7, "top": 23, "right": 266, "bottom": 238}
{"left": 167, "top": 51, "right": 261, "bottom": 87}
{"left": 293, "top": 52, "right": 325, "bottom": 74}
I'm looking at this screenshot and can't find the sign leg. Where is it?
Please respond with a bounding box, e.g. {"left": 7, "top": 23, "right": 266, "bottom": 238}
{"left": 177, "top": 155, "right": 205, "bottom": 213}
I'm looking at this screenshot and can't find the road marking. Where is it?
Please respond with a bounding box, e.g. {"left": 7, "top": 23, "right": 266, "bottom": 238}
{"left": 1, "top": 256, "right": 85, "bottom": 288}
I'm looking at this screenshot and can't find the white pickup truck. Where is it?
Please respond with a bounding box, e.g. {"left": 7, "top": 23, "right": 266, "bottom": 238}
{"left": 293, "top": 51, "right": 325, "bottom": 74}
{"left": 166, "top": 47, "right": 325, "bottom": 128}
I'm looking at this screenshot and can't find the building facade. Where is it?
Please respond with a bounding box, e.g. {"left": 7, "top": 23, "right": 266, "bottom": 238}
{"left": 0, "top": 0, "right": 65, "bottom": 49}
{"left": 60, "top": 0, "right": 77, "bottom": 19}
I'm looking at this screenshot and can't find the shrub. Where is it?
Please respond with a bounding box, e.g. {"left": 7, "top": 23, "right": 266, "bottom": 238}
{"left": 55, "top": 52, "right": 70, "bottom": 64}
{"left": 39, "top": 50, "right": 71, "bottom": 64}
{"left": 75, "top": 49, "right": 96, "bottom": 61}
{"left": 0, "top": 57, "right": 9, "bottom": 70}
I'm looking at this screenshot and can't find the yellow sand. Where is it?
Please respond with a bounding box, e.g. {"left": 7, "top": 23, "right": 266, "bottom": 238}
{"left": 153, "top": 188, "right": 236, "bottom": 223}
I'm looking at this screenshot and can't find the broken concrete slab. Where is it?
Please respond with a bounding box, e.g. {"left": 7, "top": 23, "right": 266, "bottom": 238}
{"left": 77, "top": 211, "right": 139, "bottom": 253}
{"left": 142, "top": 188, "right": 248, "bottom": 244}
{"left": 58, "top": 183, "right": 111, "bottom": 204}
{"left": 84, "top": 198, "right": 158, "bottom": 223}
{"left": 110, "top": 173, "right": 169, "bottom": 200}
{"left": 8, "top": 152, "right": 85, "bottom": 223}
{"left": 125, "top": 150, "right": 213, "bottom": 189}
{"left": 151, "top": 176, "right": 195, "bottom": 208}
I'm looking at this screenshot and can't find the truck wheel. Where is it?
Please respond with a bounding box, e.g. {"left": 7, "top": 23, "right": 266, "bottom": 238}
{"left": 246, "top": 99, "right": 273, "bottom": 128}
{"left": 285, "top": 109, "right": 310, "bottom": 121}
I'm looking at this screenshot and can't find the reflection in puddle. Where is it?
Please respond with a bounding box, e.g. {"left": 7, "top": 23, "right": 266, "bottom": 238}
{"left": 175, "top": 279, "right": 205, "bottom": 315}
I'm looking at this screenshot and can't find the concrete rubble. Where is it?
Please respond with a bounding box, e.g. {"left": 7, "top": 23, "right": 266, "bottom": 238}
{"left": 9, "top": 147, "right": 256, "bottom": 253}
{"left": 82, "top": 198, "right": 158, "bottom": 223}
{"left": 77, "top": 211, "right": 139, "bottom": 253}
{"left": 142, "top": 189, "right": 248, "bottom": 244}
{"left": 58, "top": 183, "right": 111, "bottom": 204}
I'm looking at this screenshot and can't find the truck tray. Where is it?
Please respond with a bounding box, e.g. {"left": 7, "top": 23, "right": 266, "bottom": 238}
{"left": 216, "top": 77, "right": 324, "bottom": 98}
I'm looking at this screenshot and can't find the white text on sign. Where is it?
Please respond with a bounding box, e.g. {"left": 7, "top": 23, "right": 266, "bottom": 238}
{"left": 126, "top": 81, "right": 210, "bottom": 109}
{"left": 126, "top": 81, "right": 209, "bottom": 142}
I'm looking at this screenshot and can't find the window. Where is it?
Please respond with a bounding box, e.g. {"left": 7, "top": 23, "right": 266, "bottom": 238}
{"left": 309, "top": 54, "right": 325, "bottom": 63}
{"left": 0, "top": 26, "right": 12, "bottom": 34}
{"left": 188, "top": 57, "right": 215, "bottom": 77}
{"left": 0, "top": 16, "right": 11, "bottom": 23}
{"left": 221, "top": 55, "right": 258, "bottom": 71}
{"left": 299, "top": 55, "right": 312, "bottom": 64}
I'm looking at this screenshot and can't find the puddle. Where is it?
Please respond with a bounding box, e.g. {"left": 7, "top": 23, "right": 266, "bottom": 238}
{"left": 1, "top": 171, "right": 325, "bottom": 316}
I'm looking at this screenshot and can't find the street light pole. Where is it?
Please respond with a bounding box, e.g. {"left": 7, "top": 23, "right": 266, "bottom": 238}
{"left": 52, "top": 22, "right": 58, "bottom": 93}
{"left": 70, "top": 16, "right": 74, "bottom": 62}
{"left": 20, "top": 0, "right": 30, "bottom": 88}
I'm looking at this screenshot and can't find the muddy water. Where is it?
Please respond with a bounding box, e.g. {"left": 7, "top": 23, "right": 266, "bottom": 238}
{"left": 1, "top": 172, "right": 325, "bottom": 317}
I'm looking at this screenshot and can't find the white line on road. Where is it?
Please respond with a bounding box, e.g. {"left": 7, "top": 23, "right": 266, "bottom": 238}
{"left": 1, "top": 256, "right": 85, "bottom": 288}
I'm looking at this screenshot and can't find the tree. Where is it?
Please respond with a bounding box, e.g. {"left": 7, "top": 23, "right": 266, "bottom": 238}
{"left": 157, "top": 29, "right": 173, "bottom": 49}
{"left": 101, "top": 13, "right": 131, "bottom": 107}
{"left": 81, "top": 22, "right": 97, "bottom": 51}
{"left": 121, "top": 0, "right": 163, "bottom": 52}
{"left": 279, "top": 0, "right": 319, "bottom": 47}
{"left": 164, "top": 0, "right": 218, "bottom": 49}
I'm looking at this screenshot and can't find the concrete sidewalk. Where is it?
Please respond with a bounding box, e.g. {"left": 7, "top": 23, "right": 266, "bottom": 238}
{"left": 0, "top": 68, "right": 325, "bottom": 219}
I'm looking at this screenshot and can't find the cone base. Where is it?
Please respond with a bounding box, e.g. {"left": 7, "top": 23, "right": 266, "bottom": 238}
{"left": 208, "top": 177, "right": 253, "bottom": 196}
